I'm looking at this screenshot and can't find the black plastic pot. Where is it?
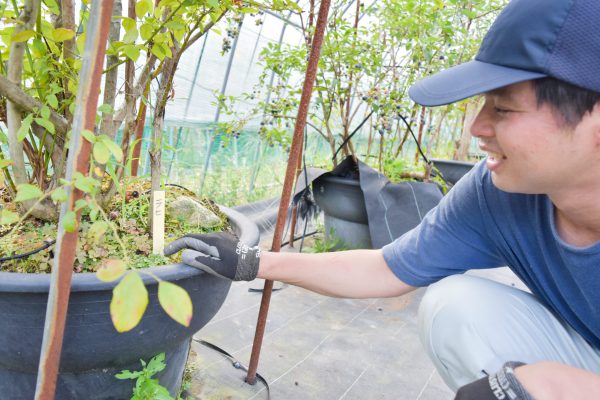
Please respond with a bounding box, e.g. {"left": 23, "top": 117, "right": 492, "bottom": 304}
{"left": 313, "top": 175, "right": 372, "bottom": 249}
{"left": 431, "top": 158, "right": 476, "bottom": 185}
{"left": 0, "top": 207, "right": 259, "bottom": 400}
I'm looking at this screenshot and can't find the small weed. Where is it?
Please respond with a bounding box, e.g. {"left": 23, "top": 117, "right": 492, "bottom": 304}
{"left": 116, "top": 352, "right": 190, "bottom": 400}
{"left": 304, "top": 228, "right": 350, "bottom": 253}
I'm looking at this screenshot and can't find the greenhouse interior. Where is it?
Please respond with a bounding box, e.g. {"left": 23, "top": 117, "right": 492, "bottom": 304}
{"left": 1, "top": 0, "right": 599, "bottom": 399}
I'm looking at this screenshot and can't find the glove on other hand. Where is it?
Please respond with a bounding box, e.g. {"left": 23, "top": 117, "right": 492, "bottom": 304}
{"left": 163, "top": 232, "right": 260, "bottom": 281}
{"left": 454, "top": 362, "right": 533, "bottom": 400}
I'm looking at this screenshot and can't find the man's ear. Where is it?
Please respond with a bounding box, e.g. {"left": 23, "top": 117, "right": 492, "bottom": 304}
{"left": 591, "top": 101, "right": 600, "bottom": 146}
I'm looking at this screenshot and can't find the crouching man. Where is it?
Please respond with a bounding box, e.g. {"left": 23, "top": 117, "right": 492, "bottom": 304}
{"left": 166, "top": 0, "right": 600, "bottom": 398}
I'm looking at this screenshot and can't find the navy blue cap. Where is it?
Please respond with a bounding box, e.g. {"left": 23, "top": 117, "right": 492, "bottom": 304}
{"left": 409, "top": 0, "right": 600, "bottom": 106}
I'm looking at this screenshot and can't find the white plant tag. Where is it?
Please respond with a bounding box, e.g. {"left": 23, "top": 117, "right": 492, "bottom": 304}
{"left": 152, "top": 190, "right": 165, "bottom": 255}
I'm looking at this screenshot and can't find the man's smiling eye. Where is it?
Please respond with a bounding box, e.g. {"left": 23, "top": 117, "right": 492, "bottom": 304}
{"left": 494, "top": 107, "right": 511, "bottom": 114}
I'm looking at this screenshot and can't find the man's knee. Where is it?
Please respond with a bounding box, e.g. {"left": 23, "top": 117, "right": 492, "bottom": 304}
{"left": 418, "top": 274, "right": 486, "bottom": 339}
{"left": 418, "top": 275, "right": 510, "bottom": 389}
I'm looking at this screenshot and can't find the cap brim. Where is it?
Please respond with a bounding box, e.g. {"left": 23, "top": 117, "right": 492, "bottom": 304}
{"left": 408, "top": 60, "right": 547, "bottom": 106}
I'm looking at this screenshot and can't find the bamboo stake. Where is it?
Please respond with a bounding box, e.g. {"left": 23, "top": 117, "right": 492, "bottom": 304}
{"left": 245, "top": 0, "right": 332, "bottom": 384}
{"left": 34, "top": 2, "right": 114, "bottom": 398}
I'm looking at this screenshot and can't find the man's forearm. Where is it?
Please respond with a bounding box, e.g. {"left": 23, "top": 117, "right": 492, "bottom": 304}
{"left": 257, "top": 249, "right": 416, "bottom": 298}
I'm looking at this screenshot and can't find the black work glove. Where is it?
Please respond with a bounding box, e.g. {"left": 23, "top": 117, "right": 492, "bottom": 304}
{"left": 163, "top": 232, "right": 261, "bottom": 281}
{"left": 455, "top": 362, "right": 533, "bottom": 400}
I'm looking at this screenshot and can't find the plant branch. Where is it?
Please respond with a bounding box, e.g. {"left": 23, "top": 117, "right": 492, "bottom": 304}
{"left": 6, "top": 0, "right": 42, "bottom": 193}
{"left": 0, "top": 75, "right": 69, "bottom": 137}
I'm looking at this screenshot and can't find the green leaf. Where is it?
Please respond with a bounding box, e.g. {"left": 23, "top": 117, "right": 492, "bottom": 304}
{"left": 89, "top": 206, "right": 99, "bottom": 221}
{"left": 35, "top": 117, "right": 55, "bottom": 134}
{"left": 115, "top": 369, "right": 142, "bottom": 380}
{"left": 40, "top": 105, "right": 51, "bottom": 120}
{"left": 164, "top": 21, "right": 184, "bottom": 30}
{"left": 139, "top": 23, "right": 153, "bottom": 41}
{"left": 135, "top": 0, "right": 153, "bottom": 18}
{"left": 62, "top": 210, "right": 78, "bottom": 233}
{"left": 461, "top": 9, "right": 477, "bottom": 19}
{"left": 122, "top": 18, "right": 138, "bottom": 43}
{"left": 11, "top": 30, "right": 35, "bottom": 43}
{"left": 93, "top": 141, "right": 110, "bottom": 164}
{"left": 145, "top": 352, "right": 167, "bottom": 375}
{"left": 47, "top": 94, "right": 59, "bottom": 109}
{"left": 88, "top": 220, "right": 109, "bottom": 242}
{"left": 206, "top": 0, "right": 218, "bottom": 8}
{"left": 97, "top": 259, "right": 127, "bottom": 282}
{"left": 73, "top": 173, "right": 99, "bottom": 194}
{"left": 162, "top": 45, "right": 172, "bottom": 59}
{"left": 0, "top": 159, "right": 12, "bottom": 169}
{"left": 52, "top": 27, "right": 75, "bottom": 42}
{"left": 80, "top": 129, "right": 96, "bottom": 143}
{"left": 100, "top": 136, "right": 124, "bottom": 162}
{"left": 123, "top": 44, "right": 140, "bottom": 62}
{"left": 98, "top": 104, "right": 113, "bottom": 114}
{"left": 110, "top": 272, "right": 149, "bottom": 332}
{"left": 74, "top": 199, "right": 88, "bottom": 212}
{"left": 0, "top": 130, "right": 8, "bottom": 145}
{"left": 17, "top": 114, "right": 34, "bottom": 142}
{"left": 150, "top": 43, "right": 165, "bottom": 60}
{"left": 0, "top": 209, "right": 19, "bottom": 225}
{"left": 15, "top": 184, "right": 43, "bottom": 202}
{"left": 158, "top": 281, "right": 193, "bottom": 327}
{"left": 122, "top": 17, "right": 136, "bottom": 32}
{"left": 51, "top": 187, "right": 68, "bottom": 203}
{"left": 76, "top": 32, "right": 86, "bottom": 54}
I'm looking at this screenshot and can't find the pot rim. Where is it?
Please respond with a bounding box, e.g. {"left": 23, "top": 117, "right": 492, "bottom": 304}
{"left": 0, "top": 205, "right": 259, "bottom": 293}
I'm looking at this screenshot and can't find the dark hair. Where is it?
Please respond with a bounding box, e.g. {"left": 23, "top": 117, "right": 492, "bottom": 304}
{"left": 534, "top": 78, "right": 600, "bottom": 127}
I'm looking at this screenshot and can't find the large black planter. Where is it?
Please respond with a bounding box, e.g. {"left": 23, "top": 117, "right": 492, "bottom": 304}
{"left": 313, "top": 175, "right": 372, "bottom": 249}
{"left": 0, "top": 206, "right": 259, "bottom": 399}
{"left": 431, "top": 158, "right": 476, "bottom": 185}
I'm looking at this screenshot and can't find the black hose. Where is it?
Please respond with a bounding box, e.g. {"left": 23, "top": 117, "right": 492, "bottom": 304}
{"left": 332, "top": 110, "right": 375, "bottom": 161}
{"left": 0, "top": 239, "right": 56, "bottom": 264}
{"left": 396, "top": 113, "right": 452, "bottom": 187}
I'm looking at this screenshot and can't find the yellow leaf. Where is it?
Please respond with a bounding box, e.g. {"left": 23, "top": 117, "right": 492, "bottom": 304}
{"left": 96, "top": 259, "right": 125, "bottom": 282}
{"left": 110, "top": 272, "right": 148, "bottom": 332}
{"left": 158, "top": 281, "right": 193, "bottom": 327}
{"left": 11, "top": 30, "right": 35, "bottom": 43}
{"left": 52, "top": 27, "right": 75, "bottom": 42}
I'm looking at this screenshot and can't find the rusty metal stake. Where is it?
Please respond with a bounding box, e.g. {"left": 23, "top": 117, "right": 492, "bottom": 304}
{"left": 245, "top": 0, "right": 332, "bottom": 384}
{"left": 34, "top": 2, "right": 113, "bottom": 398}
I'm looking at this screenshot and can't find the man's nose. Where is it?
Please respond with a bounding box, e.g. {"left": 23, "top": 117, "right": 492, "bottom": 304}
{"left": 470, "top": 103, "right": 495, "bottom": 138}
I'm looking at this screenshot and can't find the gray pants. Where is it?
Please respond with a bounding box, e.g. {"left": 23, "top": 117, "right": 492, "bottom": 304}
{"left": 418, "top": 274, "right": 600, "bottom": 391}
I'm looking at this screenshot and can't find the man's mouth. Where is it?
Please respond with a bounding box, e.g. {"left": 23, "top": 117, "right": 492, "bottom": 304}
{"left": 486, "top": 151, "right": 507, "bottom": 161}
{"left": 485, "top": 151, "right": 507, "bottom": 170}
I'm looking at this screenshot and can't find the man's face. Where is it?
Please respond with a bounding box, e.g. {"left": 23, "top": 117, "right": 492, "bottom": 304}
{"left": 470, "top": 81, "right": 599, "bottom": 195}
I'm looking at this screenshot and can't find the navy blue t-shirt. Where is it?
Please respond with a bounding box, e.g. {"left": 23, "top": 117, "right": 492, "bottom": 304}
{"left": 382, "top": 160, "right": 600, "bottom": 349}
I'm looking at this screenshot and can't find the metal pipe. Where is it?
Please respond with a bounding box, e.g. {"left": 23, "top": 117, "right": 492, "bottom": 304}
{"left": 34, "top": 1, "right": 113, "bottom": 398}
{"left": 199, "top": 17, "right": 244, "bottom": 195}
{"left": 169, "top": 33, "right": 210, "bottom": 180}
{"left": 245, "top": 0, "right": 332, "bottom": 384}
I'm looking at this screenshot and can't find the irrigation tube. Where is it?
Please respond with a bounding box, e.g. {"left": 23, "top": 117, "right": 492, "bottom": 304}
{"left": 34, "top": 1, "right": 113, "bottom": 398}
{"left": 245, "top": 0, "right": 333, "bottom": 384}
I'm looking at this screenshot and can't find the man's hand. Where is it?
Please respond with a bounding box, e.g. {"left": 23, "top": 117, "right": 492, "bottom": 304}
{"left": 164, "top": 232, "right": 260, "bottom": 281}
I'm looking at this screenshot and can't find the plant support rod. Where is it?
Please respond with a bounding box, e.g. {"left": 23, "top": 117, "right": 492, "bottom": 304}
{"left": 34, "top": 1, "right": 114, "bottom": 398}
{"left": 245, "top": 0, "right": 332, "bottom": 384}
